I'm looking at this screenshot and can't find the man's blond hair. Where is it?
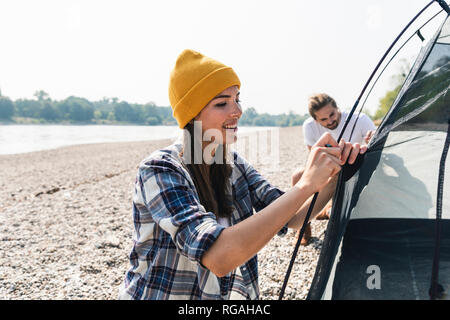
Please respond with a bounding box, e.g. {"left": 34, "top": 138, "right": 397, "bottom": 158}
{"left": 308, "top": 93, "right": 337, "bottom": 119}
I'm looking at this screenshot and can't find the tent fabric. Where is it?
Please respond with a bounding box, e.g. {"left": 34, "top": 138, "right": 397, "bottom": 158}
{"left": 352, "top": 131, "right": 449, "bottom": 221}
{"left": 307, "top": 11, "right": 450, "bottom": 300}
{"left": 332, "top": 218, "right": 450, "bottom": 300}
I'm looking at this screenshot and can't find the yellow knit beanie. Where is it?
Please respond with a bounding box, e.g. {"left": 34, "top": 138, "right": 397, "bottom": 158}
{"left": 169, "top": 49, "right": 241, "bottom": 129}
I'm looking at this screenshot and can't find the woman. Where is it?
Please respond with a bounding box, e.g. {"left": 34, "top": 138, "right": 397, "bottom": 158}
{"left": 118, "top": 49, "right": 365, "bottom": 300}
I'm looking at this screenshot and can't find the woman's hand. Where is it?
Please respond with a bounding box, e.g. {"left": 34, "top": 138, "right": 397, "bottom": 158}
{"left": 338, "top": 138, "right": 367, "bottom": 166}
{"left": 297, "top": 133, "right": 341, "bottom": 193}
{"left": 296, "top": 133, "right": 368, "bottom": 193}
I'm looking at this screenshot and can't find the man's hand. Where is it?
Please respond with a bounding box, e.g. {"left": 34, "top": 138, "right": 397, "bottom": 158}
{"left": 297, "top": 133, "right": 368, "bottom": 193}
{"left": 364, "top": 130, "right": 375, "bottom": 144}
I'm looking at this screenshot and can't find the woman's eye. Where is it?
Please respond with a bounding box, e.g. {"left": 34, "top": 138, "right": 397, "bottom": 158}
{"left": 215, "top": 102, "right": 227, "bottom": 107}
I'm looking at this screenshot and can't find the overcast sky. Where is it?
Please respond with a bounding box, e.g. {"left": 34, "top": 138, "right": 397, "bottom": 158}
{"left": 0, "top": 0, "right": 447, "bottom": 115}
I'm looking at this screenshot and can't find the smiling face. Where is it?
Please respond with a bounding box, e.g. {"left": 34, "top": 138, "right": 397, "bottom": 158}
{"left": 194, "top": 85, "right": 242, "bottom": 146}
{"left": 314, "top": 104, "right": 341, "bottom": 130}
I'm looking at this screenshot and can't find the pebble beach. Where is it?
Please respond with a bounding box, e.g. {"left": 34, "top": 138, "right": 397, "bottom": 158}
{"left": 0, "top": 126, "right": 328, "bottom": 300}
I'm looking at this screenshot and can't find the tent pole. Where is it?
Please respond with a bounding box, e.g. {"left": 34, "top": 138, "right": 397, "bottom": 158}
{"left": 435, "top": 0, "right": 450, "bottom": 13}
{"left": 429, "top": 120, "right": 450, "bottom": 300}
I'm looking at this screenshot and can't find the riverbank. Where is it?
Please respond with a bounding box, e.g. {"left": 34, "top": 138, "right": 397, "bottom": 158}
{"left": 0, "top": 126, "right": 327, "bottom": 299}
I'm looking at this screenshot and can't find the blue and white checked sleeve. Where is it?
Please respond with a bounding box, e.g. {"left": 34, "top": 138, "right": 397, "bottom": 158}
{"left": 136, "top": 157, "right": 225, "bottom": 264}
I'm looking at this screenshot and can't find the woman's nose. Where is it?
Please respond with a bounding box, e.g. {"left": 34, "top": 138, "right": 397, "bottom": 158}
{"left": 233, "top": 102, "right": 242, "bottom": 118}
{"left": 230, "top": 101, "right": 242, "bottom": 118}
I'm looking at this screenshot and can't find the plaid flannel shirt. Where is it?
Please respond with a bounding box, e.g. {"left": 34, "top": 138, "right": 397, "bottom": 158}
{"left": 118, "top": 143, "right": 287, "bottom": 300}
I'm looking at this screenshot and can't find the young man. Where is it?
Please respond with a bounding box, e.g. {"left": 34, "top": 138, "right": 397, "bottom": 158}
{"left": 303, "top": 93, "right": 376, "bottom": 149}
{"left": 292, "top": 93, "right": 376, "bottom": 245}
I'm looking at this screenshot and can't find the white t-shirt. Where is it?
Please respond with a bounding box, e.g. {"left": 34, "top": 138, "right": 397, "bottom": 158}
{"left": 303, "top": 110, "right": 376, "bottom": 147}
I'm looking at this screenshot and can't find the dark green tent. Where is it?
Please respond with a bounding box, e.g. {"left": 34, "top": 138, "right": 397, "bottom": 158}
{"left": 306, "top": 0, "right": 450, "bottom": 300}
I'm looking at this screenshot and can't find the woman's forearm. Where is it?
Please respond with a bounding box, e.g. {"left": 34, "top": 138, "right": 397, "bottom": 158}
{"left": 201, "top": 133, "right": 349, "bottom": 277}
{"left": 287, "top": 175, "right": 337, "bottom": 229}
{"left": 201, "top": 182, "right": 315, "bottom": 277}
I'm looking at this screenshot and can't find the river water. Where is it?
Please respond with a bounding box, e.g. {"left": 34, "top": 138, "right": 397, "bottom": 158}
{"left": 0, "top": 124, "right": 274, "bottom": 155}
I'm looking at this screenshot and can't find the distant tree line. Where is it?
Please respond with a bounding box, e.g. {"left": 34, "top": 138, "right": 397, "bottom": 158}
{"left": 373, "top": 60, "right": 410, "bottom": 121}
{"left": 239, "top": 107, "right": 309, "bottom": 127}
{"left": 0, "top": 90, "right": 177, "bottom": 125}
{"left": 0, "top": 90, "right": 310, "bottom": 127}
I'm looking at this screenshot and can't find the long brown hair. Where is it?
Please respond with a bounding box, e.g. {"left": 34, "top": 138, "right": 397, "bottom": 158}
{"left": 182, "top": 121, "right": 233, "bottom": 219}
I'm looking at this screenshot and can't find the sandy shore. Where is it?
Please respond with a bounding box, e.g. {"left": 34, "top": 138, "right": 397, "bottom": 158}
{"left": 0, "top": 126, "right": 328, "bottom": 300}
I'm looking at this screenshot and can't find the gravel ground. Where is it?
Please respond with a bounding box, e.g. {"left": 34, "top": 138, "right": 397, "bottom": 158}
{"left": 0, "top": 126, "right": 328, "bottom": 300}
